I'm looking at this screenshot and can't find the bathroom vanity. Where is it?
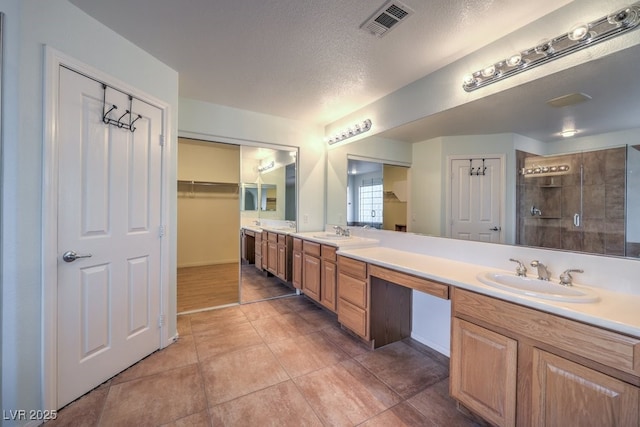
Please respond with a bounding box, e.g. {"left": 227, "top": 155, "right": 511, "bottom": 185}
{"left": 326, "top": 242, "right": 640, "bottom": 427}
{"left": 451, "top": 288, "right": 639, "bottom": 426}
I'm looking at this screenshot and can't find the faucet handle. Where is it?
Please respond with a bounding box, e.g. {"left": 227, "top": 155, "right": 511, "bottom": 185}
{"left": 559, "top": 269, "right": 584, "bottom": 286}
{"left": 509, "top": 258, "right": 527, "bottom": 276}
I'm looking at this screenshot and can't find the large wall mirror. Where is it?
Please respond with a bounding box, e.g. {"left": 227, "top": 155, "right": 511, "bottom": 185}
{"left": 241, "top": 146, "right": 297, "bottom": 223}
{"left": 240, "top": 145, "right": 298, "bottom": 304}
{"left": 327, "top": 43, "right": 640, "bottom": 260}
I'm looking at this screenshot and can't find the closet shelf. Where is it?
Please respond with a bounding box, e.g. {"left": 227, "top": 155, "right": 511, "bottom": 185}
{"left": 177, "top": 180, "right": 239, "bottom": 193}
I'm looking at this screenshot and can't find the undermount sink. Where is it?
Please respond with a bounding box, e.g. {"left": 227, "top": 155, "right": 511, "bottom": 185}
{"left": 477, "top": 271, "right": 599, "bottom": 303}
{"left": 312, "top": 233, "right": 351, "bottom": 240}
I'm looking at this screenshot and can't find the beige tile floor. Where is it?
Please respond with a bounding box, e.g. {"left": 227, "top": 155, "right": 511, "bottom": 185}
{"left": 49, "top": 295, "right": 480, "bottom": 427}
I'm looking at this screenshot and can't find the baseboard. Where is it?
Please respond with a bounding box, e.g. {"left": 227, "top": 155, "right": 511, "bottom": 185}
{"left": 410, "top": 332, "right": 450, "bottom": 357}
{"left": 177, "top": 259, "right": 239, "bottom": 268}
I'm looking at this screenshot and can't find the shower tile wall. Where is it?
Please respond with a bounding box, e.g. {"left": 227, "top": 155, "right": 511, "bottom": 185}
{"left": 516, "top": 147, "right": 626, "bottom": 256}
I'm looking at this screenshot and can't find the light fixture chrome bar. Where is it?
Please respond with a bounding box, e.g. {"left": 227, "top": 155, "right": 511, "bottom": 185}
{"left": 257, "top": 160, "right": 275, "bottom": 172}
{"left": 521, "top": 164, "right": 571, "bottom": 176}
{"left": 463, "top": 2, "right": 640, "bottom": 92}
{"left": 326, "top": 119, "right": 372, "bottom": 145}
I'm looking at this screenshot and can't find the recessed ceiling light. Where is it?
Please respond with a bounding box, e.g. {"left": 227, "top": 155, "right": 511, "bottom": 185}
{"left": 561, "top": 129, "right": 578, "bottom": 138}
{"left": 546, "top": 92, "right": 592, "bottom": 108}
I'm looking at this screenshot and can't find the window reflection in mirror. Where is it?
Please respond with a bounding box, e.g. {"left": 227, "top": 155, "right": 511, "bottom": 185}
{"left": 347, "top": 159, "right": 409, "bottom": 232}
{"left": 260, "top": 184, "right": 277, "bottom": 211}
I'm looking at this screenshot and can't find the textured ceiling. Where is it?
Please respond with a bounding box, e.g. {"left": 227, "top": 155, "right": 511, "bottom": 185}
{"left": 69, "top": 0, "right": 571, "bottom": 125}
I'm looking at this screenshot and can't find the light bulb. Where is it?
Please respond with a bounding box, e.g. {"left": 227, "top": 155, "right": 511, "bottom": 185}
{"left": 568, "top": 23, "right": 590, "bottom": 41}
{"left": 506, "top": 53, "right": 522, "bottom": 67}
{"left": 463, "top": 74, "right": 475, "bottom": 85}
{"left": 480, "top": 65, "right": 496, "bottom": 78}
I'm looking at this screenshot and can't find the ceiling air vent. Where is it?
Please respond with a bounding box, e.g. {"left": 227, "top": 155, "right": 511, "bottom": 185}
{"left": 361, "top": 1, "right": 414, "bottom": 38}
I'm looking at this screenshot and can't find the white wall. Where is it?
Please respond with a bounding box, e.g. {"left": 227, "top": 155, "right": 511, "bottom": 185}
{"left": 1, "top": 0, "right": 179, "bottom": 420}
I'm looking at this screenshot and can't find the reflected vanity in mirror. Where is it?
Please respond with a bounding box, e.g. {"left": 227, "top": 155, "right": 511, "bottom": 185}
{"left": 327, "top": 43, "right": 640, "bottom": 260}
{"left": 240, "top": 146, "right": 298, "bottom": 303}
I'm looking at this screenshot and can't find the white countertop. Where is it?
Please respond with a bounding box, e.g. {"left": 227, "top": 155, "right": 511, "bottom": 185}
{"left": 337, "top": 246, "right": 640, "bottom": 338}
{"left": 293, "top": 231, "right": 379, "bottom": 248}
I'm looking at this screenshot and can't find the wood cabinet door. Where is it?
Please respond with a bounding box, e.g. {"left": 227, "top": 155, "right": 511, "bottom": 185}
{"left": 451, "top": 318, "right": 517, "bottom": 427}
{"left": 321, "top": 260, "right": 337, "bottom": 312}
{"left": 261, "top": 240, "right": 267, "bottom": 269}
{"left": 302, "top": 254, "right": 321, "bottom": 301}
{"left": 532, "top": 348, "right": 640, "bottom": 427}
{"left": 292, "top": 251, "right": 302, "bottom": 289}
{"left": 277, "top": 243, "right": 286, "bottom": 280}
{"left": 267, "top": 241, "right": 278, "bottom": 275}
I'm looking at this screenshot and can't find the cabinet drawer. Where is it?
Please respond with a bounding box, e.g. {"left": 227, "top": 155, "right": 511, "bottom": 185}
{"left": 338, "top": 272, "right": 367, "bottom": 309}
{"left": 338, "top": 298, "right": 367, "bottom": 338}
{"left": 244, "top": 229, "right": 255, "bottom": 238}
{"left": 321, "top": 244, "right": 337, "bottom": 262}
{"left": 293, "top": 237, "right": 302, "bottom": 252}
{"left": 268, "top": 232, "right": 278, "bottom": 242}
{"left": 369, "top": 264, "right": 449, "bottom": 299}
{"left": 303, "top": 240, "right": 321, "bottom": 257}
{"left": 453, "top": 288, "right": 640, "bottom": 378}
{"left": 338, "top": 256, "right": 367, "bottom": 279}
{"left": 277, "top": 233, "right": 287, "bottom": 244}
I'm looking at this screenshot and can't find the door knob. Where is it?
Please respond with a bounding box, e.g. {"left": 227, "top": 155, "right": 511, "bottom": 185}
{"left": 489, "top": 226, "right": 502, "bottom": 231}
{"left": 62, "top": 250, "right": 92, "bottom": 263}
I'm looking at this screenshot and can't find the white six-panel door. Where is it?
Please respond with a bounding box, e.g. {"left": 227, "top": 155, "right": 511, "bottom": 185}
{"left": 450, "top": 158, "right": 503, "bottom": 243}
{"left": 57, "top": 67, "right": 163, "bottom": 408}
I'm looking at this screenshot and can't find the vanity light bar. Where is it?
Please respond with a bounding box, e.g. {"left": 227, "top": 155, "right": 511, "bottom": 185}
{"left": 326, "top": 119, "right": 372, "bottom": 145}
{"left": 521, "top": 164, "right": 570, "bottom": 176}
{"left": 462, "top": 2, "right": 640, "bottom": 92}
{"left": 257, "top": 161, "right": 275, "bottom": 172}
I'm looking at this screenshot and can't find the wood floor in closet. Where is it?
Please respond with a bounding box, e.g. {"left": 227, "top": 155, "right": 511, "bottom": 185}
{"left": 177, "top": 263, "right": 240, "bottom": 313}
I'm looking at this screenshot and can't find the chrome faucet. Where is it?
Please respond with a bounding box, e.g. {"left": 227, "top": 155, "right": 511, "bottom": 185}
{"left": 559, "top": 268, "right": 584, "bottom": 286}
{"left": 286, "top": 221, "right": 296, "bottom": 229}
{"left": 252, "top": 220, "right": 260, "bottom": 226}
{"left": 509, "top": 258, "right": 527, "bottom": 277}
{"left": 333, "top": 225, "right": 350, "bottom": 237}
{"left": 530, "top": 260, "right": 550, "bottom": 281}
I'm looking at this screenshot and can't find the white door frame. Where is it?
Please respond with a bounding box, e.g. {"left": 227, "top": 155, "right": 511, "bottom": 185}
{"left": 42, "top": 46, "right": 173, "bottom": 410}
{"left": 444, "top": 154, "right": 506, "bottom": 242}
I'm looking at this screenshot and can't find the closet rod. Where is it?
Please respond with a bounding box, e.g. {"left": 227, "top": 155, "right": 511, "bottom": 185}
{"left": 177, "top": 180, "right": 239, "bottom": 187}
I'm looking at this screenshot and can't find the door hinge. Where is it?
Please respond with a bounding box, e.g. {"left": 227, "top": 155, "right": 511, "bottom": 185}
{"left": 159, "top": 225, "right": 166, "bottom": 237}
{"left": 158, "top": 314, "right": 166, "bottom": 328}
{"left": 159, "top": 135, "right": 165, "bottom": 146}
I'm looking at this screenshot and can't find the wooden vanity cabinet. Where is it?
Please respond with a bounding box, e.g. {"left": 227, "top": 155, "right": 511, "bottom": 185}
{"left": 451, "top": 317, "right": 517, "bottom": 427}
{"left": 451, "top": 287, "right": 640, "bottom": 427}
{"left": 337, "top": 255, "right": 369, "bottom": 339}
{"left": 266, "top": 232, "right": 278, "bottom": 276}
{"left": 320, "top": 245, "right": 337, "bottom": 311}
{"left": 276, "top": 233, "right": 292, "bottom": 281}
{"left": 264, "top": 231, "right": 292, "bottom": 281}
{"left": 302, "top": 240, "right": 321, "bottom": 302}
{"left": 291, "top": 237, "right": 302, "bottom": 289}
{"left": 254, "top": 231, "right": 263, "bottom": 272}
{"left": 241, "top": 229, "right": 255, "bottom": 264}
{"left": 260, "top": 231, "right": 268, "bottom": 270}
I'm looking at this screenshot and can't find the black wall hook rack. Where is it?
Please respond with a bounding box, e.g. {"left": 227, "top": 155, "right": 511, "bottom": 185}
{"left": 469, "top": 158, "right": 487, "bottom": 176}
{"left": 101, "top": 84, "right": 142, "bottom": 132}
